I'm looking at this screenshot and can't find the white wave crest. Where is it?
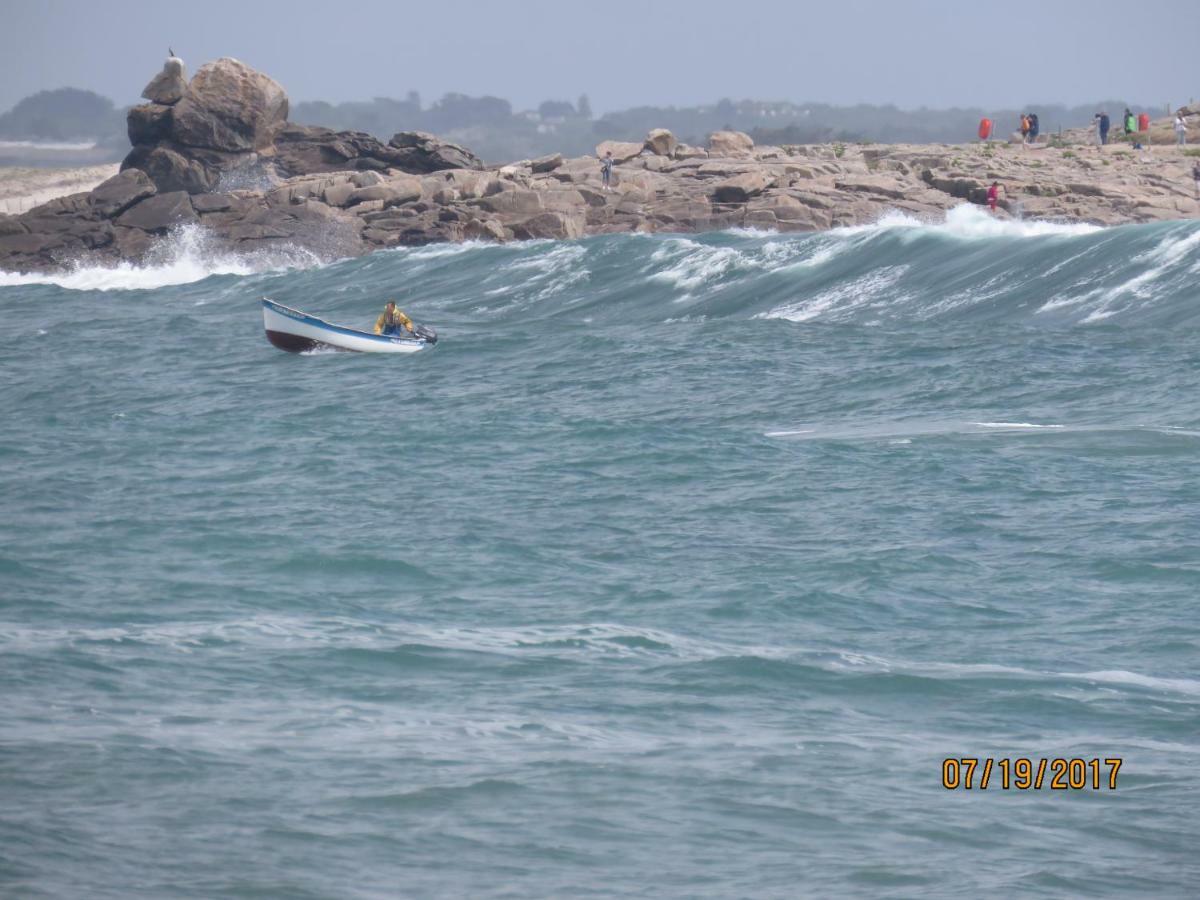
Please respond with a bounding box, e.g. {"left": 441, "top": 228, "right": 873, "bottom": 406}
{"left": 650, "top": 239, "right": 745, "bottom": 291}
{"left": 757, "top": 264, "right": 911, "bottom": 322}
{"left": 1036, "top": 222, "right": 1200, "bottom": 322}
{"left": 837, "top": 203, "right": 1102, "bottom": 240}
{"left": 973, "top": 422, "right": 1066, "bottom": 429}
{"left": 0, "top": 224, "right": 323, "bottom": 292}
{"left": 649, "top": 233, "right": 845, "bottom": 295}
{"left": 1072, "top": 669, "right": 1200, "bottom": 696}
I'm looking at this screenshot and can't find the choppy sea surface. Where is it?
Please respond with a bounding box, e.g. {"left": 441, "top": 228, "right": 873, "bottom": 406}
{"left": 2, "top": 205, "right": 1199, "bottom": 898}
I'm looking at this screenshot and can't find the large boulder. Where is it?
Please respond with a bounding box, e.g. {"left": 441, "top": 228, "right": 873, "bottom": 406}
{"left": 0, "top": 214, "right": 26, "bottom": 237}
{"left": 711, "top": 171, "right": 773, "bottom": 203}
{"left": 346, "top": 176, "right": 423, "bottom": 208}
{"left": 271, "top": 126, "right": 483, "bottom": 178}
{"left": 171, "top": 58, "right": 288, "bottom": 152}
{"left": 644, "top": 128, "right": 678, "bottom": 157}
{"left": 595, "top": 141, "right": 644, "bottom": 163}
{"left": 708, "top": 130, "right": 755, "bottom": 158}
{"left": 530, "top": 153, "right": 563, "bottom": 173}
{"left": 88, "top": 169, "right": 157, "bottom": 218}
{"left": 141, "top": 56, "right": 187, "bottom": 105}
{"left": 387, "top": 132, "right": 484, "bottom": 173}
{"left": 673, "top": 144, "right": 708, "bottom": 160}
{"left": 510, "top": 211, "right": 584, "bottom": 240}
{"left": 462, "top": 217, "right": 508, "bottom": 241}
{"left": 122, "top": 144, "right": 217, "bottom": 194}
{"left": 476, "top": 188, "right": 544, "bottom": 216}
{"left": 127, "top": 103, "right": 173, "bottom": 146}
{"left": 114, "top": 191, "right": 198, "bottom": 232}
{"left": 272, "top": 124, "right": 375, "bottom": 176}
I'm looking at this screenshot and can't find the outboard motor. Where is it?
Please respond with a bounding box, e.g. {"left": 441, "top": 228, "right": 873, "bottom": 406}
{"left": 413, "top": 323, "right": 438, "bottom": 345}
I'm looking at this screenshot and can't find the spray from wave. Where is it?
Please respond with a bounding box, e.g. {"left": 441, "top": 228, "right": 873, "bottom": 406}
{"left": 0, "top": 224, "right": 325, "bottom": 292}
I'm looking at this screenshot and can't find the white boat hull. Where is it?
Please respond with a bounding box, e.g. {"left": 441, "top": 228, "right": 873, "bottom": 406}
{"left": 262, "top": 298, "right": 432, "bottom": 354}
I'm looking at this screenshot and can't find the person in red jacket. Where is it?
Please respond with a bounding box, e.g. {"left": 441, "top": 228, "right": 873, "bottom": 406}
{"left": 986, "top": 181, "right": 1006, "bottom": 213}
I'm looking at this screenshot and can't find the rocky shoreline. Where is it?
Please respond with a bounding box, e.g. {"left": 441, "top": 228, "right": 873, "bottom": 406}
{"left": 1, "top": 57, "right": 1198, "bottom": 274}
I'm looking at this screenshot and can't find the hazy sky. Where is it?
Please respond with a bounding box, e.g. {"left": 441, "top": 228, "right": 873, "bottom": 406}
{"left": 1, "top": 0, "right": 1197, "bottom": 114}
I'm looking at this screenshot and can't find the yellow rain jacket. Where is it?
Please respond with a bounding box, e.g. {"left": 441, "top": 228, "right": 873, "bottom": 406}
{"left": 374, "top": 307, "right": 414, "bottom": 335}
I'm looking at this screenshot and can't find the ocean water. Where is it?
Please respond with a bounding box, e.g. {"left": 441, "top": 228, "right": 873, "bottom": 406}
{"left": 2, "top": 205, "right": 1198, "bottom": 898}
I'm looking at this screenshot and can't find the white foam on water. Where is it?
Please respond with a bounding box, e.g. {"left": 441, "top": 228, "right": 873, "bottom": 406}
{"left": 766, "top": 419, "right": 1085, "bottom": 442}
{"left": 834, "top": 204, "right": 1103, "bottom": 240}
{"left": 650, "top": 239, "right": 745, "bottom": 291}
{"left": 1037, "top": 223, "right": 1200, "bottom": 322}
{"left": 0, "top": 224, "right": 323, "bottom": 292}
{"left": 973, "top": 422, "right": 1066, "bottom": 429}
{"left": 396, "top": 240, "right": 494, "bottom": 260}
{"left": 6, "top": 614, "right": 1197, "bottom": 704}
{"left": 770, "top": 242, "right": 842, "bottom": 273}
{"left": 506, "top": 241, "right": 586, "bottom": 270}
{"left": 874, "top": 657, "right": 1200, "bottom": 699}
{"left": 1071, "top": 670, "right": 1200, "bottom": 697}
{"left": 757, "top": 264, "right": 911, "bottom": 322}
{"left": 641, "top": 231, "right": 849, "bottom": 300}
{"left": 494, "top": 243, "right": 591, "bottom": 303}
{"left": 723, "top": 226, "right": 779, "bottom": 237}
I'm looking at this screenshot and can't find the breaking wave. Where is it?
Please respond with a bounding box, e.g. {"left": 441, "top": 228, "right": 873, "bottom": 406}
{"left": 3, "top": 205, "right": 1199, "bottom": 327}
{"left": 0, "top": 224, "right": 324, "bottom": 291}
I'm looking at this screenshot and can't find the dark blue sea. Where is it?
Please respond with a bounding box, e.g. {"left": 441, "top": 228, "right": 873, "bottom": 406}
{"left": 2, "top": 205, "right": 1199, "bottom": 897}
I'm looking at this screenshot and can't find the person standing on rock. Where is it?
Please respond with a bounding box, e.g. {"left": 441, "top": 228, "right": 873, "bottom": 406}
{"left": 1028, "top": 112, "right": 1040, "bottom": 144}
{"left": 1193, "top": 161, "right": 1200, "bottom": 200}
{"left": 1095, "top": 111, "right": 1110, "bottom": 145}
{"left": 1175, "top": 113, "right": 1188, "bottom": 146}
{"left": 599, "top": 151, "right": 614, "bottom": 191}
{"left": 1123, "top": 109, "right": 1136, "bottom": 137}
{"left": 986, "top": 181, "right": 1006, "bottom": 214}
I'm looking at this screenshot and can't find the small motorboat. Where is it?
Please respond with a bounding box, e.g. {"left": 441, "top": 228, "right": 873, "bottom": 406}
{"left": 262, "top": 298, "right": 437, "bottom": 354}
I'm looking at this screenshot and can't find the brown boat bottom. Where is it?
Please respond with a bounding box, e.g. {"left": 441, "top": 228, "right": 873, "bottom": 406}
{"left": 265, "top": 330, "right": 341, "bottom": 353}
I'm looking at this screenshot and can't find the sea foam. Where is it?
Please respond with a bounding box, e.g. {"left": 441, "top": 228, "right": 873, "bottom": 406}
{"left": 0, "top": 224, "right": 323, "bottom": 292}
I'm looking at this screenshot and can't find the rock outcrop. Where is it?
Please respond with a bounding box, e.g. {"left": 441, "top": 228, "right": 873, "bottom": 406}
{"left": 3, "top": 54, "right": 1198, "bottom": 275}
{"left": 122, "top": 56, "right": 287, "bottom": 193}
{"left": 708, "top": 130, "right": 755, "bottom": 158}
{"left": 595, "top": 141, "right": 644, "bottom": 163}
{"left": 141, "top": 56, "right": 187, "bottom": 105}
{"left": 122, "top": 56, "right": 484, "bottom": 197}
{"left": 171, "top": 58, "right": 288, "bottom": 153}
{"left": 272, "top": 125, "right": 482, "bottom": 178}
{"left": 644, "top": 128, "right": 678, "bottom": 157}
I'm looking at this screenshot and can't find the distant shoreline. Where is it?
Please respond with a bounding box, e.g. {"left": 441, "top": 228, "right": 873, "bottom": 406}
{"left": 0, "top": 164, "right": 119, "bottom": 215}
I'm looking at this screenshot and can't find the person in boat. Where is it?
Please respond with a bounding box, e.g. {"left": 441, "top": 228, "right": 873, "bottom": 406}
{"left": 374, "top": 300, "right": 415, "bottom": 336}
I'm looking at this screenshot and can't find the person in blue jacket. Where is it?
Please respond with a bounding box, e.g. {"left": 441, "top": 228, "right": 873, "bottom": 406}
{"left": 1095, "top": 111, "right": 1110, "bottom": 145}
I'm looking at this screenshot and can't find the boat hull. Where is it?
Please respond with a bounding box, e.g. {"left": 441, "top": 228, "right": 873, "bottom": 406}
{"left": 262, "top": 298, "right": 430, "bottom": 354}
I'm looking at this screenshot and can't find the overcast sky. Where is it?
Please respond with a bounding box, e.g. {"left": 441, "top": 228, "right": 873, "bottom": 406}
{"left": 2, "top": 0, "right": 1197, "bottom": 114}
